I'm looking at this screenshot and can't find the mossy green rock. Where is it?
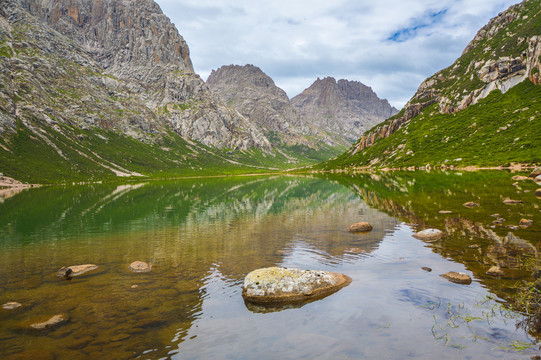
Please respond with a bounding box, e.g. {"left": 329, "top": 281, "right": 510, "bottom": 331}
{"left": 242, "top": 267, "right": 351, "bottom": 304}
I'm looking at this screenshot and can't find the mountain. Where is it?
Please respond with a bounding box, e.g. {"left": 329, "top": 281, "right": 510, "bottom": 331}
{"left": 3, "top": 0, "right": 273, "bottom": 150}
{"left": 207, "top": 65, "right": 309, "bottom": 141}
{"left": 0, "top": 0, "right": 320, "bottom": 183}
{"left": 291, "top": 77, "right": 398, "bottom": 143}
{"left": 323, "top": 0, "right": 541, "bottom": 170}
{"left": 207, "top": 64, "right": 351, "bottom": 161}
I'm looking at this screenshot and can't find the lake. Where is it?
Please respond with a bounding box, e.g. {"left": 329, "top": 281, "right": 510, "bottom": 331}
{"left": 0, "top": 172, "right": 540, "bottom": 359}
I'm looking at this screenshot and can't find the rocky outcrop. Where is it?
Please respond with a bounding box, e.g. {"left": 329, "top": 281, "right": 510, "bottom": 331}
{"left": 0, "top": 0, "right": 270, "bottom": 151}
{"left": 353, "top": 98, "right": 435, "bottom": 153}
{"left": 242, "top": 267, "right": 351, "bottom": 304}
{"left": 291, "top": 77, "right": 398, "bottom": 143}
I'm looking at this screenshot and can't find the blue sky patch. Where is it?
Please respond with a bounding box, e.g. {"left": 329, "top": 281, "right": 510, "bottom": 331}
{"left": 387, "top": 9, "right": 448, "bottom": 43}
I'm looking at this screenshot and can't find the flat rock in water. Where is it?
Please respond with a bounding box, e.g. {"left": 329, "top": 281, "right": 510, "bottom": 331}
{"left": 440, "top": 271, "right": 472, "bottom": 285}
{"left": 29, "top": 314, "right": 68, "bottom": 330}
{"left": 242, "top": 267, "right": 351, "bottom": 304}
{"left": 503, "top": 199, "right": 523, "bottom": 204}
{"left": 438, "top": 210, "right": 453, "bottom": 214}
{"left": 347, "top": 222, "right": 372, "bottom": 233}
{"left": 421, "top": 267, "right": 432, "bottom": 272}
{"left": 486, "top": 266, "right": 504, "bottom": 277}
{"left": 463, "top": 202, "right": 479, "bottom": 208}
{"left": 535, "top": 189, "right": 541, "bottom": 198}
{"left": 129, "top": 261, "right": 151, "bottom": 273}
{"left": 413, "top": 229, "right": 443, "bottom": 240}
{"left": 519, "top": 219, "right": 533, "bottom": 227}
{"left": 57, "top": 264, "right": 98, "bottom": 278}
{"left": 2, "top": 302, "right": 22, "bottom": 310}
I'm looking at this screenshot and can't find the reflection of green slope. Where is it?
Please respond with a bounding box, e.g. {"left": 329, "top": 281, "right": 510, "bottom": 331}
{"left": 324, "top": 171, "right": 541, "bottom": 328}
{"left": 0, "top": 176, "right": 349, "bottom": 243}
{"left": 324, "top": 171, "right": 540, "bottom": 242}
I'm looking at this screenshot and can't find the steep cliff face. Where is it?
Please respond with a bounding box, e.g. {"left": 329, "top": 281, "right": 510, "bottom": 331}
{"left": 353, "top": 0, "right": 541, "bottom": 154}
{"left": 323, "top": 0, "right": 541, "bottom": 170}
{"left": 291, "top": 77, "right": 398, "bottom": 143}
{"left": 1, "top": 0, "right": 270, "bottom": 151}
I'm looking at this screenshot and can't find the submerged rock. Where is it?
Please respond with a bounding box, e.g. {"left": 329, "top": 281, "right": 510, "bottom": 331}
{"left": 29, "top": 314, "right": 68, "bottom": 330}
{"left": 535, "top": 188, "right": 541, "bottom": 198}
{"left": 413, "top": 229, "right": 443, "bottom": 240}
{"left": 421, "top": 267, "right": 432, "bottom": 272}
{"left": 438, "top": 210, "right": 453, "bottom": 214}
{"left": 512, "top": 175, "right": 530, "bottom": 181}
{"left": 2, "top": 302, "right": 22, "bottom": 310}
{"left": 486, "top": 266, "right": 504, "bottom": 277}
{"left": 519, "top": 219, "right": 533, "bottom": 227}
{"left": 129, "top": 261, "right": 151, "bottom": 273}
{"left": 503, "top": 199, "right": 523, "bottom": 204}
{"left": 440, "top": 271, "right": 472, "bottom": 285}
{"left": 347, "top": 222, "right": 373, "bottom": 233}
{"left": 463, "top": 202, "right": 479, "bottom": 208}
{"left": 57, "top": 264, "right": 98, "bottom": 278}
{"left": 242, "top": 267, "right": 351, "bottom": 304}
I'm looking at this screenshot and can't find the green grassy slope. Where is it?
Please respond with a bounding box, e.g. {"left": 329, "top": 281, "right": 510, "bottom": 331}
{"left": 321, "top": 81, "right": 541, "bottom": 169}
{"left": 0, "top": 119, "right": 326, "bottom": 183}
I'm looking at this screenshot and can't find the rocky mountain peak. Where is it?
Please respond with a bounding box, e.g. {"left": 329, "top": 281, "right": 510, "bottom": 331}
{"left": 207, "top": 64, "right": 288, "bottom": 100}
{"left": 207, "top": 64, "right": 312, "bottom": 145}
{"left": 291, "top": 77, "right": 398, "bottom": 143}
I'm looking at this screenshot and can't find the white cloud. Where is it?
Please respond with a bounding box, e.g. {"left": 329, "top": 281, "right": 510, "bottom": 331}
{"left": 156, "top": 0, "right": 520, "bottom": 108}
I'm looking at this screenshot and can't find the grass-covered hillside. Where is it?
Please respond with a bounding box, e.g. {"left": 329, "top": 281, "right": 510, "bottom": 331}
{"left": 322, "top": 80, "right": 541, "bottom": 169}
{"left": 319, "top": 0, "right": 541, "bottom": 170}
{"left": 0, "top": 119, "right": 342, "bottom": 184}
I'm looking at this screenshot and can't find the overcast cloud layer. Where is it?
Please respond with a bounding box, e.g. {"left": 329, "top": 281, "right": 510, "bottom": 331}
{"left": 156, "top": 0, "right": 519, "bottom": 108}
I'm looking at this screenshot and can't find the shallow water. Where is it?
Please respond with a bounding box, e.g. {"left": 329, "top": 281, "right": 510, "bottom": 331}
{"left": 0, "top": 172, "right": 540, "bottom": 359}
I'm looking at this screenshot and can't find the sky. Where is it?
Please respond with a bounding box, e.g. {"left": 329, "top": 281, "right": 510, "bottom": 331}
{"left": 155, "top": 0, "right": 520, "bottom": 109}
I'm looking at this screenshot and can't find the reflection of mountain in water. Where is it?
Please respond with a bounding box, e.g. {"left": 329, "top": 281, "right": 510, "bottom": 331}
{"left": 0, "top": 175, "right": 401, "bottom": 359}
